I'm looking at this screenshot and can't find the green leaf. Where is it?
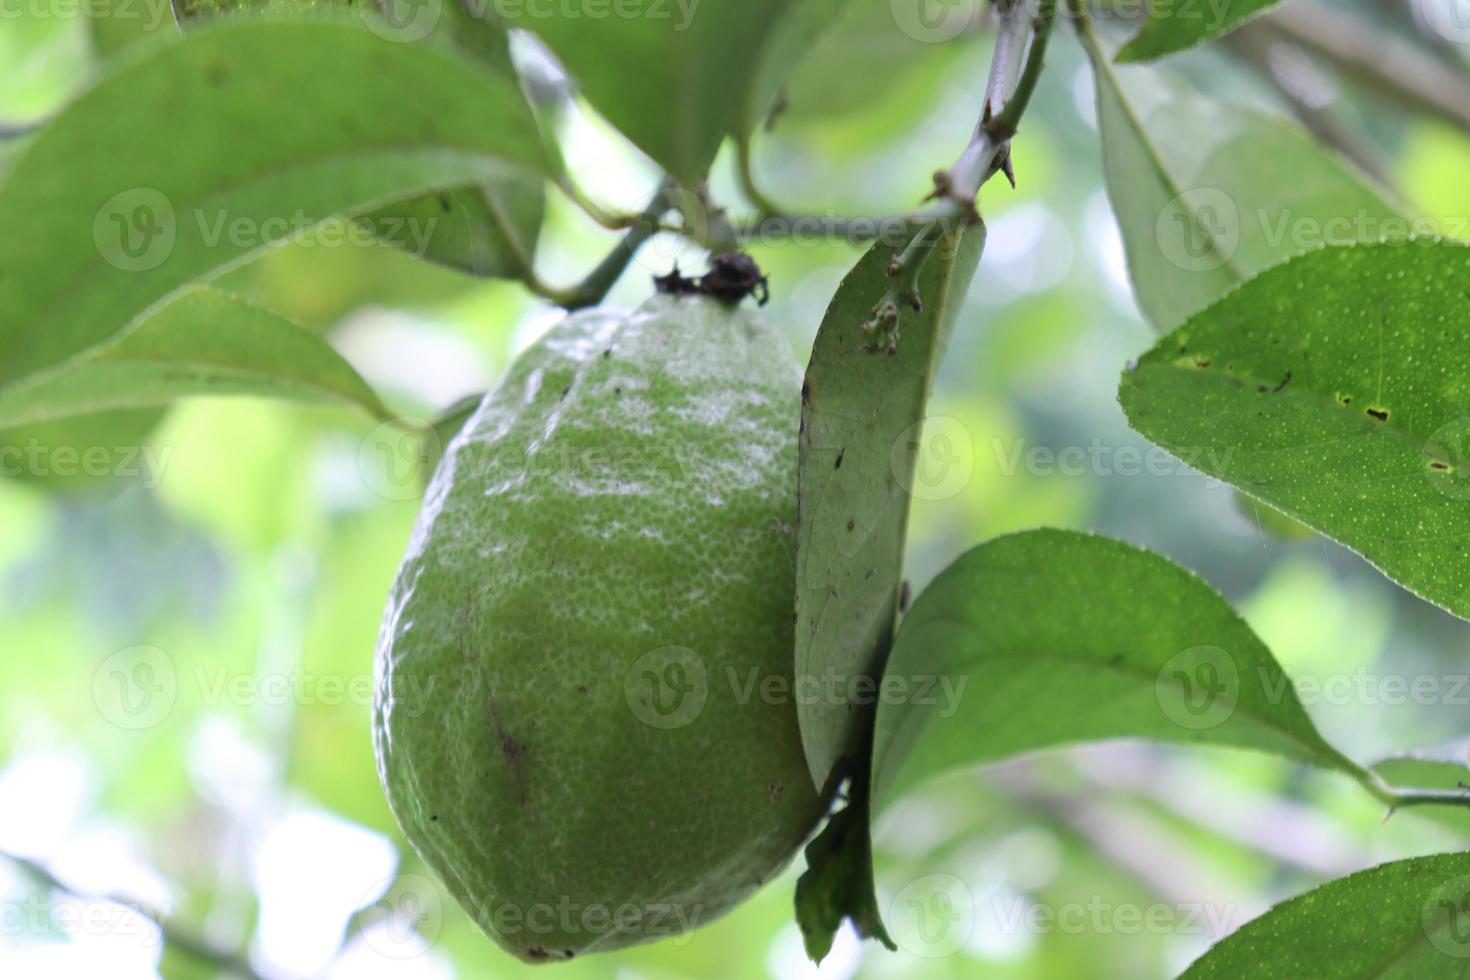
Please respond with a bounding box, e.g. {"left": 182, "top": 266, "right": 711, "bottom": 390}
{"left": 1375, "top": 754, "right": 1470, "bottom": 838}
{"left": 357, "top": 179, "right": 543, "bottom": 279}
{"left": 1119, "top": 240, "right": 1470, "bottom": 622}
{"left": 795, "top": 223, "right": 985, "bottom": 792}
{"left": 1117, "top": 0, "right": 1281, "bottom": 63}
{"left": 794, "top": 795, "right": 894, "bottom": 963}
{"left": 1081, "top": 37, "right": 1401, "bottom": 332}
{"left": 496, "top": 0, "right": 790, "bottom": 184}
{"left": 872, "top": 529, "right": 1364, "bottom": 807}
{"left": 0, "top": 286, "right": 390, "bottom": 427}
{"left": 739, "top": 0, "right": 853, "bottom": 132}
{"left": 1179, "top": 852, "right": 1470, "bottom": 978}
{"left": 170, "top": 6, "right": 545, "bottom": 281}
{"left": 0, "top": 18, "right": 547, "bottom": 397}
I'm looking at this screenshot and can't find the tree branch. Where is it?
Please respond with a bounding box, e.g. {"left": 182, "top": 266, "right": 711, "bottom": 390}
{"left": 1262, "top": 0, "right": 1470, "bottom": 135}
{"left": 1223, "top": 23, "right": 1393, "bottom": 187}
{"left": 2, "top": 850, "right": 270, "bottom": 980}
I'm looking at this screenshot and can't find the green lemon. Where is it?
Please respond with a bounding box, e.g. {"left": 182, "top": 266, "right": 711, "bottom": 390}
{"left": 374, "top": 294, "right": 825, "bottom": 961}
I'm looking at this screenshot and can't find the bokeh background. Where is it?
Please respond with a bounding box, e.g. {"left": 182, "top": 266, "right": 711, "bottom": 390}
{"left": 4, "top": 1, "right": 1470, "bottom": 977}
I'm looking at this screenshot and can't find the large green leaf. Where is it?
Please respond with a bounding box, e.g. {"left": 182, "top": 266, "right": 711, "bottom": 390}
{"left": 1118, "top": 0, "right": 1282, "bottom": 63}
{"left": 1081, "top": 36, "right": 1401, "bottom": 332}
{"left": 169, "top": 4, "right": 546, "bottom": 281}
{"left": 790, "top": 226, "right": 983, "bottom": 963}
{"left": 872, "top": 529, "right": 1363, "bottom": 806}
{"left": 0, "top": 18, "right": 546, "bottom": 397}
{"left": 495, "top": 0, "right": 788, "bottom": 184}
{"left": 1120, "top": 240, "right": 1470, "bottom": 621}
{"left": 1179, "top": 852, "right": 1470, "bottom": 978}
{"left": 0, "top": 286, "right": 390, "bottom": 427}
{"left": 796, "top": 224, "right": 984, "bottom": 793}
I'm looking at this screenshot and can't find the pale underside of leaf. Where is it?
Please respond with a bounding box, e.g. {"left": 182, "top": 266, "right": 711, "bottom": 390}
{"left": 1082, "top": 33, "right": 1401, "bottom": 333}
{"left": 795, "top": 224, "right": 985, "bottom": 793}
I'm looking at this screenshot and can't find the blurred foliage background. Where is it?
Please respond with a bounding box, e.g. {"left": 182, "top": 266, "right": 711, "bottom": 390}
{"left": 3, "top": 2, "right": 1470, "bottom": 977}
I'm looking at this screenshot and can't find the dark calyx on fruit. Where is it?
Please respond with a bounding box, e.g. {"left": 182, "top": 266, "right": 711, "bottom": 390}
{"left": 654, "top": 252, "right": 770, "bottom": 306}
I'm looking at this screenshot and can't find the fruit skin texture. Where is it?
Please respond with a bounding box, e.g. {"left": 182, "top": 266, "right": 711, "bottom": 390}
{"left": 374, "top": 295, "right": 825, "bottom": 962}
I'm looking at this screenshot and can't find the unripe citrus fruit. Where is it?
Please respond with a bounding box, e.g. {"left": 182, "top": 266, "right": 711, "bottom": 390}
{"left": 373, "top": 294, "right": 825, "bottom": 961}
